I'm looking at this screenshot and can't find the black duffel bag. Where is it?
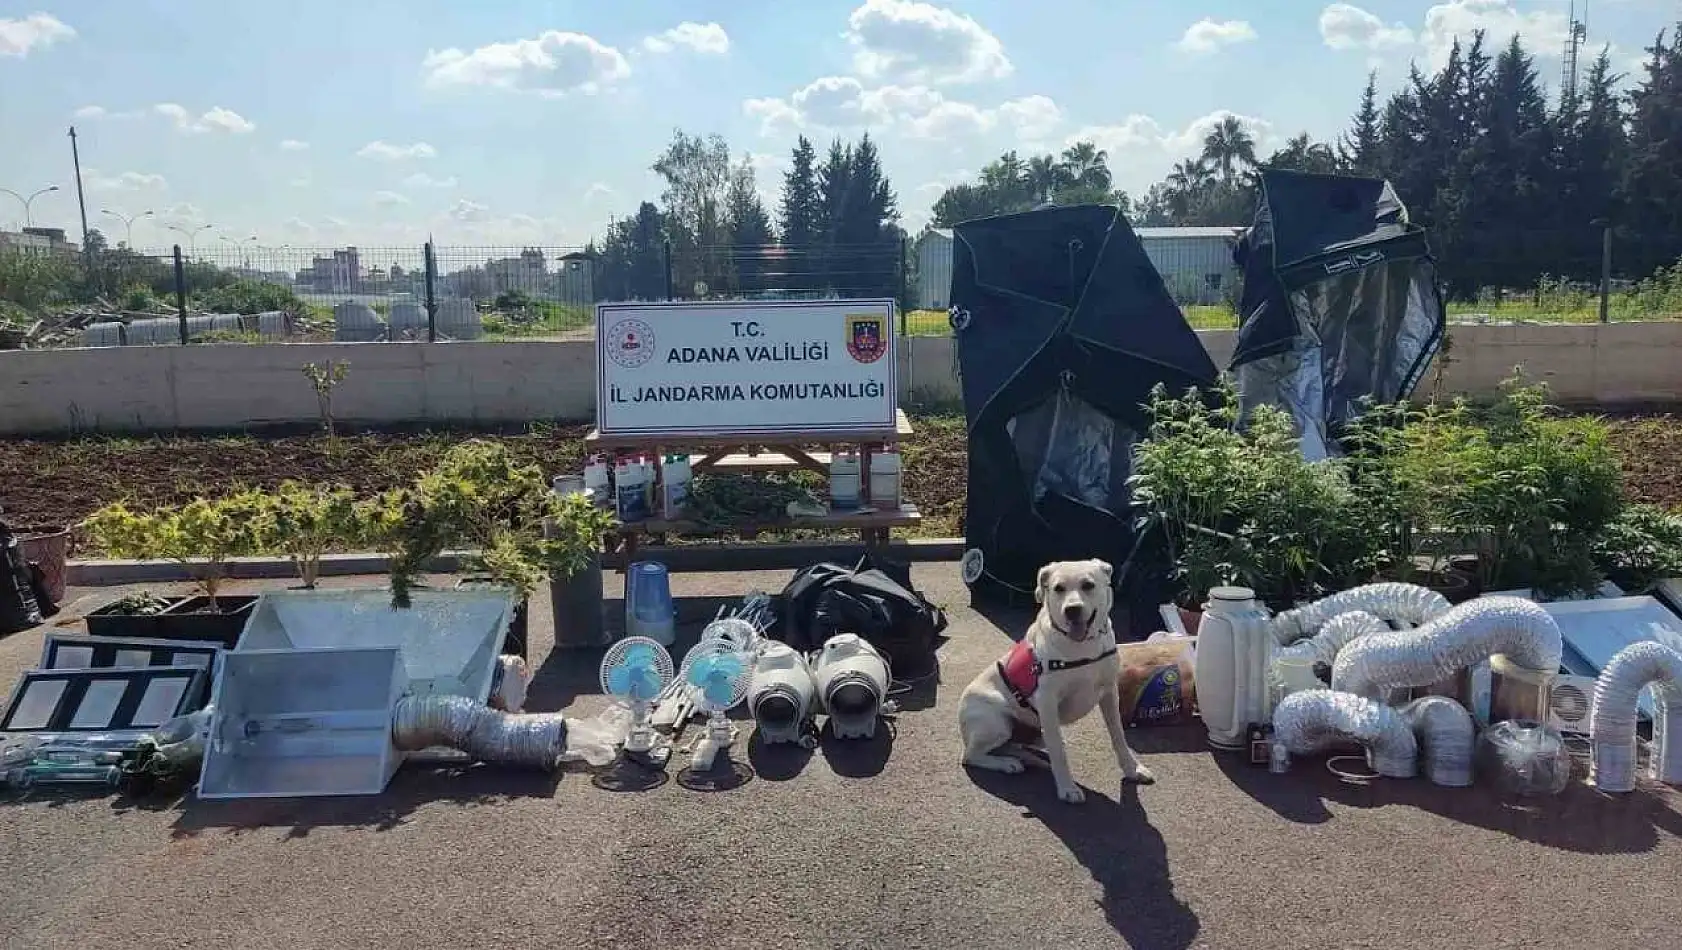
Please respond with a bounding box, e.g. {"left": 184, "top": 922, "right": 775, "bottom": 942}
{"left": 777, "top": 552, "right": 948, "bottom": 680}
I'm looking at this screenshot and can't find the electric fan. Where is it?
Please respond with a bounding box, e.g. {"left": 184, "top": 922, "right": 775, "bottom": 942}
{"left": 749, "top": 641, "right": 819, "bottom": 747}
{"left": 677, "top": 639, "right": 754, "bottom": 782}
{"left": 814, "top": 633, "right": 892, "bottom": 739}
{"left": 595, "top": 636, "right": 676, "bottom": 787}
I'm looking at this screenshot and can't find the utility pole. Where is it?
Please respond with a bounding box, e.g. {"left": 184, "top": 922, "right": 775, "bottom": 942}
{"left": 1561, "top": 1, "right": 1588, "bottom": 101}
{"left": 68, "top": 127, "right": 91, "bottom": 263}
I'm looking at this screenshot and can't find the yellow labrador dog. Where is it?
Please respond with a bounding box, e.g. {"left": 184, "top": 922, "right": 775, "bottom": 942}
{"left": 959, "top": 559, "right": 1155, "bottom": 803}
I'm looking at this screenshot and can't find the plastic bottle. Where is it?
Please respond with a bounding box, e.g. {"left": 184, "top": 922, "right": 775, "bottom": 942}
{"left": 869, "top": 450, "right": 901, "bottom": 511}
{"left": 661, "top": 454, "right": 692, "bottom": 519}
{"left": 583, "top": 455, "right": 610, "bottom": 507}
{"left": 829, "top": 451, "right": 861, "bottom": 511}
{"left": 615, "top": 457, "right": 646, "bottom": 521}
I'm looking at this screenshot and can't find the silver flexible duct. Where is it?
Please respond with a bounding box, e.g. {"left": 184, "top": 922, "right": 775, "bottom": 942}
{"left": 1399, "top": 695, "right": 1475, "bottom": 787}
{"left": 1330, "top": 596, "right": 1563, "bottom": 700}
{"left": 1276, "top": 610, "right": 1388, "bottom": 667}
{"left": 391, "top": 695, "right": 567, "bottom": 770}
{"left": 1590, "top": 640, "right": 1682, "bottom": 793}
{"left": 1271, "top": 689, "right": 1418, "bottom": 778}
{"left": 1271, "top": 583, "right": 1451, "bottom": 646}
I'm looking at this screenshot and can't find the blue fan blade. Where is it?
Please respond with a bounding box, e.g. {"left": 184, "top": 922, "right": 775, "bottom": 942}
{"left": 702, "top": 676, "right": 736, "bottom": 706}
{"left": 628, "top": 668, "right": 663, "bottom": 701}
{"left": 623, "top": 643, "right": 656, "bottom": 666}
{"left": 606, "top": 665, "right": 633, "bottom": 696}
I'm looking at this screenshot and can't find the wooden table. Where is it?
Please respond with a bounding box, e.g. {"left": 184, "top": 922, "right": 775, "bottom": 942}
{"left": 585, "top": 410, "right": 921, "bottom": 558}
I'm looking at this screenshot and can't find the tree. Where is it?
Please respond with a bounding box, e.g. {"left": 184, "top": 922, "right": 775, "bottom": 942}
{"left": 1621, "top": 28, "right": 1682, "bottom": 279}
{"left": 1339, "top": 72, "right": 1383, "bottom": 174}
{"left": 816, "top": 138, "right": 853, "bottom": 289}
{"left": 779, "top": 135, "right": 821, "bottom": 249}
{"left": 925, "top": 140, "right": 1123, "bottom": 226}
{"left": 651, "top": 130, "right": 732, "bottom": 293}
{"left": 1265, "top": 133, "right": 1339, "bottom": 174}
{"left": 834, "top": 134, "right": 899, "bottom": 296}
{"left": 725, "top": 156, "right": 776, "bottom": 293}
{"left": 1200, "top": 116, "right": 1258, "bottom": 182}
{"left": 1060, "top": 141, "right": 1112, "bottom": 191}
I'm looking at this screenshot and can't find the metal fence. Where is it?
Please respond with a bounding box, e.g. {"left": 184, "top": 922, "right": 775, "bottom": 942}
{"left": 6, "top": 225, "right": 1682, "bottom": 347}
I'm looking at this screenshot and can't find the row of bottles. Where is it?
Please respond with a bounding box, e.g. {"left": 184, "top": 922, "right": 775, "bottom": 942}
{"left": 827, "top": 450, "right": 901, "bottom": 512}
{"left": 564, "top": 448, "right": 903, "bottom": 522}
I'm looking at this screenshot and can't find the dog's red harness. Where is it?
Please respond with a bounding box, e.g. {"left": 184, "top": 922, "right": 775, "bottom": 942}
{"left": 997, "top": 639, "right": 1118, "bottom": 709}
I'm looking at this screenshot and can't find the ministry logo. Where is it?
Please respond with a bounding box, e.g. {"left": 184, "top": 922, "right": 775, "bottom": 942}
{"left": 606, "top": 319, "right": 656, "bottom": 369}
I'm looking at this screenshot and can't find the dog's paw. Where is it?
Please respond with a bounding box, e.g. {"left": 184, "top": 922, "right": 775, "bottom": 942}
{"left": 1057, "top": 784, "right": 1086, "bottom": 804}
{"left": 1123, "top": 764, "right": 1157, "bottom": 786}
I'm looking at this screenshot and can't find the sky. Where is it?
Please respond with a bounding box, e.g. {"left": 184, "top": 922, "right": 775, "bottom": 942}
{"left": 1, "top": 0, "right": 1675, "bottom": 252}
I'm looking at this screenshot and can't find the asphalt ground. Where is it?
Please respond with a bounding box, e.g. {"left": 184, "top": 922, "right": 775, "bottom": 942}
{"left": 2, "top": 566, "right": 1680, "bottom": 950}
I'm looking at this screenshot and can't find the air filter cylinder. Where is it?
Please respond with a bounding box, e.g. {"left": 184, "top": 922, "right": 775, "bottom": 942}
{"left": 749, "top": 642, "right": 818, "bottom": 746}
{"left": 814, "top": 634, "right": 889, "bottom": 739}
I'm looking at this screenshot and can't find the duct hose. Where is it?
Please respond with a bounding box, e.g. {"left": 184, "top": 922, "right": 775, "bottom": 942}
{"left": 1271, "top": 583, "right": 1451, "bottom": 646}
{"left": 1271, "top": 689, "right": 1418, "bottom": 778}
{"left": 1330, "top": 596, "right": 1562, "bottom": 701}
{"left": 1590, "top": 641, "right": 1682, "bottom": 793}
{"left": 391, "top": 695, "right": 567, "bottom": 770}
{"left": 1399, "top": 695, "right": 1475, "bottom": 787}
{"left": 1276, "top": 610, "right": 1387, "bottom": 667}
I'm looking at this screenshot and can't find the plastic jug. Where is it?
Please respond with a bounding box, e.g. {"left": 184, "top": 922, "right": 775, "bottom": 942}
{"left": 869, "top": 451, "right": 901, "bottom": 511}
{"left": 661, "top": 454, "right": 692, "bottom": 520}
{"left": 829, "top": 452, "right": 861, "bottom": 511}
{"left": 624, "top": 561, "right": 675, "bottom": 646}
{"left": 614, "top": 458, "right": 647, "bottom": 522}
{"left": 1191, "top": 586, "right": 1272, "bottom": 751}
{"left": 583, "top": 455, "right": 610, "bottom": 507}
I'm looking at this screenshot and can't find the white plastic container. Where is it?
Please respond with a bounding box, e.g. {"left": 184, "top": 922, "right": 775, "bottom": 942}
{"left": 1192, "top": 586, "right": 1273, "bottom": 751}
{"left": 869, "top": 451, "right": 902, "bottom": 511}
{"left": 614, "top": 458, "right": 647, "bottom": 521}
{"left": 830, "top": 451, "right": 861, "bottom": 511}
{"left": 660, "top": 454, "right": 691, "bottom": 520}
{"left": 583, "top": 455, "right": 610, "bottom": 507}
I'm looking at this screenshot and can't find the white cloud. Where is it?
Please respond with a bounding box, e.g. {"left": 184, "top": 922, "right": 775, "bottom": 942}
{"left": 402, "top": 172, "right": 457, "bottom": 188}
{"left": 84, "top": 169, "right": 168, "bottom": 192}
{"left": 1066, "top": 110, "right": 1273, "bottom": 194}
{"left": 1320, "top": 4, "right": 1415, "bottom": 52}
{"left": 153, "top": 103, "right": 256, "bottom": 134}
{"left": 288, "top": 175, "right": 312, "bottom": 188}
{"left": 279, "top": 139, "right": 310, "bottom": 151}
{"left": 0, "top": 13, "right": 74, "bottom": 57}
{"left": 1177, "top": 19, "right": 1258, "bottom": 54}
{"left": 422, "top": 31, "right": 630, "bottom": 96}
{"left": 448, "top": 199, "right": 491, "bottom": 223}
{"left": 743, "top": 77, "right": 1060, "bottom": 142}
{"left": 156, "top": 203, "right": 207, "bottom": 229}
{"left": 642, "top": 22, "right": 729, "bottom": 56}
{"left": 74, "top": 105, "right": 106, "bottom": 119}
{"left": 358, "top": 140, "right": 437, "bottom": 161}
{"left": 1420, "top": 0, "right": 1569, "bottom": 67}
{"left": 372, "top": 191, "right": 411, "bottom": 208}
{"left": 583, "top": 182, "right": 617, "bottom": 206}
{"left": 845, "top": 0, "right": 1012, "bottom": 85}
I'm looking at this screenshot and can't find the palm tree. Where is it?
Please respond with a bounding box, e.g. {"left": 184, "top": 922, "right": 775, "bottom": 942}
{"left": 1058, "top": 141, "right": 1112, "bottom": 191}
{"left": 1026, "top": 155, "right": 1062, "bottom": 203}
{"left": 1200, "top": 115, "right": 1258, "bottom": 182}
{"left": 1165, "top": 160, "right": 1214, "bottom": 219}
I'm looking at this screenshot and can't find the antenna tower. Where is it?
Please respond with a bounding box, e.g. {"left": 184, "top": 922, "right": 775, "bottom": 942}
{"left": 1562, "top": 0, "right": 1589, "bottom": 100}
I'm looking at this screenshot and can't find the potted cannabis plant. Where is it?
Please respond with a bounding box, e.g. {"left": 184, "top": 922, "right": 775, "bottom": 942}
{"left": 81, "top": 491, "right": 273, "bottom": 645}
{"left": 263, "top": 481, "right": 359, "bottom": 589}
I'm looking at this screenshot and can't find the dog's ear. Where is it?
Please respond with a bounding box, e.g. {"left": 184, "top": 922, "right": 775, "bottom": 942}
{"left": 1095, "top": 559, "right": 1114, "bottom": 583}
{"left": 1035, "top": 564, "right": 1053, "bottom": 604}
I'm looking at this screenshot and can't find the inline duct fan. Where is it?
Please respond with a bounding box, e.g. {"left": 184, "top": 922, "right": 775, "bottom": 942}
{"left": 814, "top": 634, "right": 891, "bottom": 740}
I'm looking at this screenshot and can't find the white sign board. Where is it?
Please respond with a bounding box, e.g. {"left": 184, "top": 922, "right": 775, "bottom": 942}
{"left": 596, "top": 299, "right": 898, "bottom": 437}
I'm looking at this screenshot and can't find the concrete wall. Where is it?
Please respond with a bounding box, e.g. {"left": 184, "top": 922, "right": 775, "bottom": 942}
{"left": 3, "top": 323, "right": 1678, "bottom": 434}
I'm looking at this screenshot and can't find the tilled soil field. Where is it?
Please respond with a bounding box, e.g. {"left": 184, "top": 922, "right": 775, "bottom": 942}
{"left": 1, "top": 412, "right": 1678, "bottom": 547}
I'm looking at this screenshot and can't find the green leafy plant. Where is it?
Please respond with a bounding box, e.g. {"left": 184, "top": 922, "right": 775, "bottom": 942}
{"left": 301, "top": 359, "right": 350, "bottom": 441}
{"left": 107, "top": 591, "right": 172, "bottom": 615}
{"left": 82, "top": 492, "right": 274, "bottom": 608}
{"left": 1592, "top": 504, "right": 1682, "bottom": 595}
{"left": 263, "top": 481, "right": 359, "bottom": 588}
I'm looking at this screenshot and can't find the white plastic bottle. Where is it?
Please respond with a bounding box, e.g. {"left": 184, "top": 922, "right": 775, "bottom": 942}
{"left": 1192, "top": 586, "right": 1273, "bottom": 751}
{"left": 614, "top": 457, "right": 645, "bottom": 521}
{"left": 583, "top": 455, "right": 610, "bottom": 507}
{"left": 661, "top": 453, "right": 691, "bottom": 519}
{"left": 829, "top": 451, "right": 861, "bottom": 511}
{"left": 869, "top": 450, "right": 901, "bottom": 511}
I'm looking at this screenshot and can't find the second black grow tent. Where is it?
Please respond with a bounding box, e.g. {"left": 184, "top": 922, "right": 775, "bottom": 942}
{"left": 949, "top": 206, "right": 1218, "bottom": 625}
{"left": 1231, "top": 169, "right": 1446, "bottom": 460}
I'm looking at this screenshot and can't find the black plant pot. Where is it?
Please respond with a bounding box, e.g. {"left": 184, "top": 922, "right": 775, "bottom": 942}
{"left": 151, "top": 595, "right": 259, "bottom": 648}
{"left": 85, "top": 595, "right": 192, "bottom": 639}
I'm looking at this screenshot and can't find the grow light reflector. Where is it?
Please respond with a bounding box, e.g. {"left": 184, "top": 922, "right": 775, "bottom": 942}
{"left": 0, "top": 667, "right": 204, "bottom": 734}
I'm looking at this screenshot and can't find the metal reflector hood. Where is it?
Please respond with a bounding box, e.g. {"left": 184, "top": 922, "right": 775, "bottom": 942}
{"left": 235, "top": 588, "right": 513, "bottom": 702}
{"left": 950, "top": 205, "right": 1218, "bottom": 620}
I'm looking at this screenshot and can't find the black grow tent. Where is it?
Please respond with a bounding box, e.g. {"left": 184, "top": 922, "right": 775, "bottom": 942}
{"left": 1231, "top": 169, "right": 1446, "bottom": 460}
{"left": 950, "top": 206, "right": 1218, "bottom": 625}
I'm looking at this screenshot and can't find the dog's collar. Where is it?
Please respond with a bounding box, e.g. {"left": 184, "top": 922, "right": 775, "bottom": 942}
{"left": 1042, "top": 647, "right": 1118, "bottom": 672}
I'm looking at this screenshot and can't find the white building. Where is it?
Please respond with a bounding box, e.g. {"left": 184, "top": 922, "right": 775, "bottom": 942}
{"left": 913, "top": 224, "right": 1244, "bottom": 311}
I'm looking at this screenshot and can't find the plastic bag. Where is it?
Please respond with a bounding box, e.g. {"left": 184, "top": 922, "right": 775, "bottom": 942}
{"left": 1474, "top": 719, "right": 1572, "bottom": 797}
{"left": 1117, "top": 637, "right": 1197, "bottom": 727}
{"left": 558, "top": 703, "right": 634, "bottom": 767}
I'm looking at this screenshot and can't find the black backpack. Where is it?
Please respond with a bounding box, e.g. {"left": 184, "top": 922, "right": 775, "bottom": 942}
{"left": 776, "top": 553, "right": 949, "bottom": 680}
{"left": 0, "top": 519, "right": 44, "bottom": 636}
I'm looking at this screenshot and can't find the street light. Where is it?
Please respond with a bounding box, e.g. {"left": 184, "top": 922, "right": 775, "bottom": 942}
{"left": 101, "top": 208, "right": 154, "bottom": 247}
{"left": 166, "top": 222, "right": 215, "bottom": 255}
{"left": 219, "top": 233, "right": 258, "bottom": 268}
{"left": 1, "top": 185, "right": 60, "bottom": 227}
